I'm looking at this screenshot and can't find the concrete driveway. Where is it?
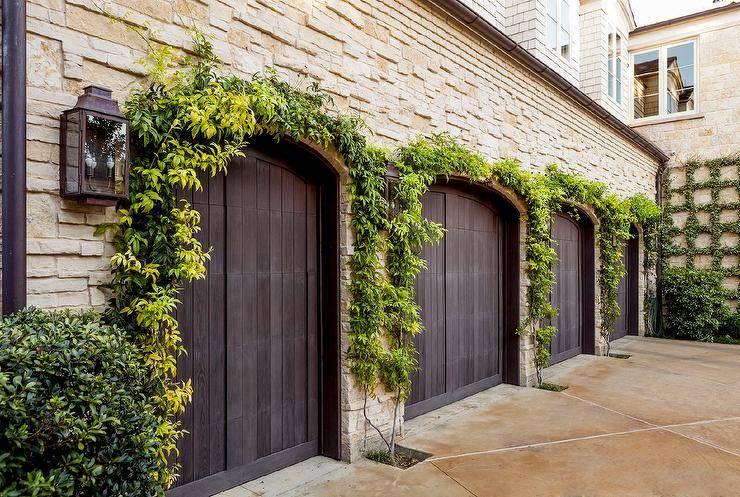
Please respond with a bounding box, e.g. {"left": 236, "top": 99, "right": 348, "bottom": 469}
{"left": 219, "top": 337, "right": 740, "bottom": 497}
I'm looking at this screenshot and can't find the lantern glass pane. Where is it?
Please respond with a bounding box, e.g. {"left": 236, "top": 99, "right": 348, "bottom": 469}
{"left": 83, "top": 114, "right": 127, "bottom": 195}
{"left": 65, "top": 112, "right": 81, "bottom": 194}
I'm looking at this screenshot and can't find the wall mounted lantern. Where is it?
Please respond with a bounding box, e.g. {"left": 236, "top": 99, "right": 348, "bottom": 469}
{"left": 60, "top": 85, "right": 130, "bottom": 205}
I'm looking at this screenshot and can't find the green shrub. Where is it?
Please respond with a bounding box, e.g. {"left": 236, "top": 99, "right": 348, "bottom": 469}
{"left": 719, "top": 310, "right": 740, "bottom": 342}
{"left": 662, "top": 268, "right": 731, "bottom": 341}
{"left": 0, "top": 308, "right": 167, "bottom": 497}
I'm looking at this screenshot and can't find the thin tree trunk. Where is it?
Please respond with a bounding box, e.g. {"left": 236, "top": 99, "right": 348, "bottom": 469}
{"left": 362, "top": 389, "right": 391, "bottom": 451}
{"left": 388, "top": 389, "right": 401, "bottom": 456}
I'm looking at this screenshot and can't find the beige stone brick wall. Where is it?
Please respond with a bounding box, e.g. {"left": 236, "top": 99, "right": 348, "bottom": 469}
{"left": 632, "top": 23, "right": 740, "bottom": 163}
{"left": 3, "top": 0, "right": 662, "bottom": 462}
{"left": 514, "top": 0, "right": 582, "bottom": 85}
{"left": 579, "top": 0, "right": 630, "bottom": 122}
{"left": 463, "top": 0, "right": 507, "bottom": 30}
{"left": 632, "top": 21, "right": 740, "bottom": 303}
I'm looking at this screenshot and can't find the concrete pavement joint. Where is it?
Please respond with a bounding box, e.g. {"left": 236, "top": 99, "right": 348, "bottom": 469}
{"left": 424, "top": 426, "right": 659, "bottom": 462}
{"left": 561, "top": 390, "right": 740, "bottom": 458}
{"left": 429, "top": 461, "right": 478, "bottom": 496}
{"left": 660, "top": 427, "right": 740, "bottom": 459}
{"left": 560, "top": 391, "right": 659, "bottom": 427}
{"left": 422, "top": 410, "right": 740, "bottom": 463}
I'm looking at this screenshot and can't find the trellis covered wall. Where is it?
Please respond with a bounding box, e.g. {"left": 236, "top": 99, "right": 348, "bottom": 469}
{"left": 664, "top": 156, "right": 740, "bottom": 307}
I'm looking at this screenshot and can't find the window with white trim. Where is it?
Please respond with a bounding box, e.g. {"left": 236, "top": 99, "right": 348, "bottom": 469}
{"left": 607, "top": 29, "right": 623, "bottom": 104}
{"left": 547, "top": 0, "right": 571, "bottom": 60}
{"left": 633, "top": 40, "right": 696, "bottom": 120}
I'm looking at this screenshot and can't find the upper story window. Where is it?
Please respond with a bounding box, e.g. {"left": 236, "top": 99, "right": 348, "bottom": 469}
{"left": 608, "top": 29, "right": 623, "bottom": 104}
{"left": 547, "top": 0, "right": 571, "bottom": 60}
{"left": 633, "top": 40, "right": 696, "bottom": 120}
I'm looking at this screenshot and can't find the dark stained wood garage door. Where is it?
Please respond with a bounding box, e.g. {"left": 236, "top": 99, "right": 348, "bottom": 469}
{"left": 614, "top": 229, "right": 639, "bottom": 340}
{"left": 550, "top": 211, "right": 595, "bottom": 365}
{"left": 550, "top": 213, "right": 583, "bottom": 364}
{"left": 406, "top": 182, "right": 519, "bottom": 419}
{"left": 170, "top": 143, "right": 339, "bottom": 497}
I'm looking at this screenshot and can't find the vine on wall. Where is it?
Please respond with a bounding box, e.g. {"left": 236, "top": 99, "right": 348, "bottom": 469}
{"left": 662, "top": 155, "right": 740, "bottom": 302}
{"left": 104, "top": 33, "right": 391, "bottom": 483}
{"left": 103, "top": 31, "right": 660, "bottom": 477}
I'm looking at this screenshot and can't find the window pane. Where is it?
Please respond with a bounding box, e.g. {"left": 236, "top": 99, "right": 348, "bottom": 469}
{"left": 608, "top": 71, "right": 614, "bottom": 97}
{"left": 634, "top": 50, "right": 659, "bottom": 119}
{"left": 607, "top": 32, "right": 614, "bottom": 97}
{"left": 561, "top": 0, "right": 570, "bottom": 33}
{"left": 634, "top": 50, "right": 659, "bottom": 76}
{"left": 616, "top": 60, "right": 622, "bottom": 103}
{"left": 547, "top": 16, "right": 557, "bottom": 49}
{"left": 560, "top": 28, "right": 570, "bottom": 58}
{"left": 667, "top": 42, "right": 694, "bottom": 69}
{"left": 634, "top": 94, "right": 659, "bottom": 119}
{"left": 666, "top": 42, "right": 695, "bottom": 115}
{"left": 548, "top": 0, "right": 557, "bottom": 15}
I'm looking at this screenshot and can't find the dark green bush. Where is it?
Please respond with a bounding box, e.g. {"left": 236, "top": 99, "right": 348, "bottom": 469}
{"left": 719, "top": 310, "right": 740, "bottom": 342}
{"left": 0, "top": 308, "right": 167, "bottom": 497}
{"left": 662, "top": 268, "right": 731, "bottom": 342}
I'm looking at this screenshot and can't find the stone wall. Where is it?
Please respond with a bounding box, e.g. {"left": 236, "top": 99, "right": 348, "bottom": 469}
{"left": 5, "top": 0, "right": 662, "bottom": 462}
{"left": 631, "top": 21, "right": 740, "bottom": 306}
{"left": 632, "top": 23, "right": 740, "bottom": 163}
{"left": 579, "top": 0, "right": 631, "bottom": 123}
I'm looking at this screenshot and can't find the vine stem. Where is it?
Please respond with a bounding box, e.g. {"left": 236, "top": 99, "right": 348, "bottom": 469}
{"left": 388, "top": 388, "right": 401, "bottom": 456}
{"left": 362, "top": 388, "right": 391, "bottom": 452}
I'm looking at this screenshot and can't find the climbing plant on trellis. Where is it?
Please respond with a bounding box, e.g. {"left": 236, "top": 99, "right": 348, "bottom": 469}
{"left": 662, "top": 155, "right": 740, "bottom": 302}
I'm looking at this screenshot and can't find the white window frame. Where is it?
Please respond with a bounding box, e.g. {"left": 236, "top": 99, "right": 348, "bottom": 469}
{"left": 607, "top": 26, "right": 624, "bottom": 105}
{"left": 547, "top": 0, "right": 572, "bottom": 61}
{"left": 631, "top": 38, "right": 698, "bottom": 123}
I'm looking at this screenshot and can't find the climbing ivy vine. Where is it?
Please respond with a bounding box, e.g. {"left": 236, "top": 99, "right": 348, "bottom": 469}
{"left": 391, "top": 138, "right": 660, "bottom": 379}
{"left": 103, "top": 32, "right": 391, "bottom": 483}
{"left": 102, "top": 31, "right": 660, "bottom": 478}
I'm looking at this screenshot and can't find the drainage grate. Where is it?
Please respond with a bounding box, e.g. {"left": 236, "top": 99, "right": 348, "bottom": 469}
{"left": 608, "top": 353, "right": 631, "bottom": 359}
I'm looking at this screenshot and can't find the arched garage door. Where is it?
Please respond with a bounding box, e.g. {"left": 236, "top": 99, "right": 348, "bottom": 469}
{"left": 550, "top": 211, "right": 595, "bottom": 365}
{"left": 406, "top": 181, "right": 520, "bottom": 419}
{"left": 170, "top": 142, "right": 340, "bottom": 497}
{"left": 614, "top": 228, "right": 639, "bottom": 340}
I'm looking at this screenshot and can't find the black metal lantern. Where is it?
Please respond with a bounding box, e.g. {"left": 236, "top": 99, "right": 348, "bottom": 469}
{"left": 60, "top": 85, "right": 129, "bottom": 205}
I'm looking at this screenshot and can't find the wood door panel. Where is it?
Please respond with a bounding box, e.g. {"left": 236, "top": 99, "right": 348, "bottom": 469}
{"left": 614, "top": 243, "right": 629, "bottom": 340}
{"left": 173, "top": 148, "right": 324, "bottom": 495}
{"left": 551, "top": 213, "right": 583, "bottom": 364}
{"left": 407, "top": 185, "right": 504, "bottom": 418}
{"left": 614, "top": 233, "right": 639, "bottom": 340}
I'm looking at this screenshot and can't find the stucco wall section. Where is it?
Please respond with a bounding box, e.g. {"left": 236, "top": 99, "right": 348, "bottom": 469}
{"left": 11, "top": 0, "right": 661, "bottom": 462}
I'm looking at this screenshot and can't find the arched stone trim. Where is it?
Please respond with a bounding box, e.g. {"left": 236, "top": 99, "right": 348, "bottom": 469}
{"left": 441, "top": 174, "right": 529, "bottom": 217}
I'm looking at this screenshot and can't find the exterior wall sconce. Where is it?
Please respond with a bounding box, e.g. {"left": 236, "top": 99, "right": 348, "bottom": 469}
{"left": 60, "top": 85, "right": 130, "bottom": 205}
